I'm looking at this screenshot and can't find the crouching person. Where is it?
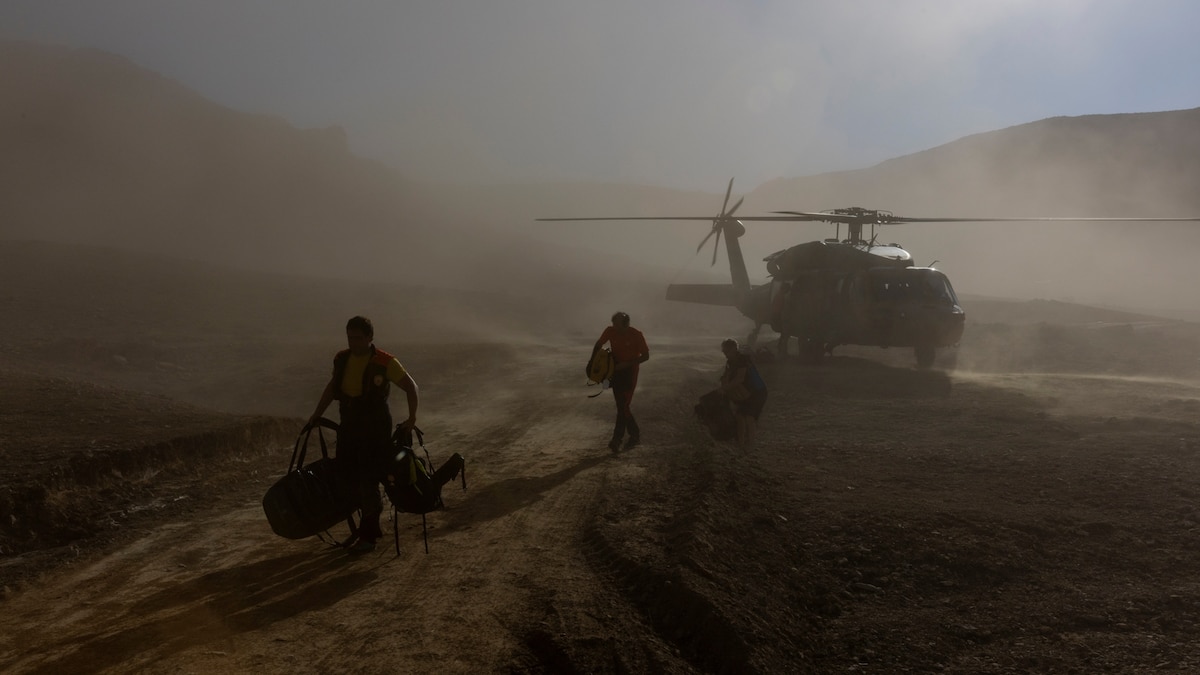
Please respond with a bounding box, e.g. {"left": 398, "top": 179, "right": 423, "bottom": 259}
{"left": 719, "top": 338, "right": 767, "bottom": 450}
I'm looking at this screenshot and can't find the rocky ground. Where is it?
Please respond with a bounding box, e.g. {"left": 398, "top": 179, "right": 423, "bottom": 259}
{"left": 2, "top": 311, "right": 1200, "bottom": 673}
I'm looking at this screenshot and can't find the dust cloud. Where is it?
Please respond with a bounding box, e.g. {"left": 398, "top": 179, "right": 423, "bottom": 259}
{"left": 3, "top": 42, "right": 1199, "bottom": 375}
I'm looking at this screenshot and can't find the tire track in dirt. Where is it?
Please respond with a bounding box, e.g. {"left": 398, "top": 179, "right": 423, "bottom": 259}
{"left": 578, "top": 356, "right": 766, "bottom": 674}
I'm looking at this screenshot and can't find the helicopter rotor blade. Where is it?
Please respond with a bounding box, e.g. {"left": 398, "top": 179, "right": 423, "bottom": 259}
{"left": 764, "top": 211, "right": 1200, "bottom": 224}
{"left": 885, "top": 216, "right": 1200, "bottom": 223}
{"left": 696, "top": 225, "right": 719, "bottom": 253}
{"left": 537, "top": 216, "right": 725, "bottom": 221}
{"left": 767, "top": 211, "right": 854, "bottom": 223}
{"left": 702, "top": 178, "right": 738, "bottom": 262}
{"left": 539, "top": 214, "right": 1200, "bottom": 224}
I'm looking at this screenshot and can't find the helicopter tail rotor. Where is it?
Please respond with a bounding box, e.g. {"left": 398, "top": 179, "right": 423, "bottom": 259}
{"left": 699, "top": 180, "right": 743, "bottom": 266}
{"left": 719, "top": 177, "right": 733, "bottom": 219}
{"left": 536, "top": 177, "right": 751, "bottom": 268}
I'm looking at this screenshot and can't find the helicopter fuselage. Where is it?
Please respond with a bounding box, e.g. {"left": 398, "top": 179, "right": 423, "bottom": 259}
{"left": 670, "top": 234, "right": 966, "bottom": 368}
{"left": 770, "top": 265, "right": 965, "bottom": 352}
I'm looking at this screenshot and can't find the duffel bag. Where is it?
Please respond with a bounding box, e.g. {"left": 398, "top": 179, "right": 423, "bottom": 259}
{"left": 263, "top": 418, "right": 359, "bottom": 540}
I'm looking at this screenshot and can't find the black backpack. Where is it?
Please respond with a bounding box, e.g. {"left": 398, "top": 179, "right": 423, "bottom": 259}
{"left": 379, "top": 426, "right": 466, "bottom": 554}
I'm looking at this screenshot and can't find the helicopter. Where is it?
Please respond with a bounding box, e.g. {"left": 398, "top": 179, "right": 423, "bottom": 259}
{"left": 539, "top": 179, "right": 1200, "bottom": 368}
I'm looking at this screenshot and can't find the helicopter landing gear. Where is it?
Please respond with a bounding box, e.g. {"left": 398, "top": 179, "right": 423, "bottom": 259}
{"left": 776, "top": 333, "right": 792, "bottom": 358}
{"left": 799, "top": 338, "right": 825, "bottom": 364}
{"left": 940, "top": 346, "right": 959, "bottom": 372}
{"left": 914, "top": 344, "right": 936, "bottom": 370}
{"left": 746, "top": 324, "right": 762, "bottom": 349}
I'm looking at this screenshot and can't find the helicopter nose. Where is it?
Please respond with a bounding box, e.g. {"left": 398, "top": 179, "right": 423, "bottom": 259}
{"left": 943, "top": 309, "right": 966, "bottom": 342}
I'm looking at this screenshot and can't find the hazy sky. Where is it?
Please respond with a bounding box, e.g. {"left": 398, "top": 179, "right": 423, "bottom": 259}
{"left": 4, "top": 1, "right": 1200, "bottom": 190}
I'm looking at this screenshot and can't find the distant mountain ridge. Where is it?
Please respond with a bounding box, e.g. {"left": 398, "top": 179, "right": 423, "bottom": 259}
{"left": 0, "top": 42, "right": 404, "bottom": 266}
{"left": 751, "top": 108, "right": 1200, "bottom": 216}
{"left": 0, "top": 41, "right": 621, "bottom": 293}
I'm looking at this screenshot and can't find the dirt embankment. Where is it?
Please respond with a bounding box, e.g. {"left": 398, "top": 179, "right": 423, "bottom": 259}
{"left": 0, "top": 368, "right": 299, "bottom": 590}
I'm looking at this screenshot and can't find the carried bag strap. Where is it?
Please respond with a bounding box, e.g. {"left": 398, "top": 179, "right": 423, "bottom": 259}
{"left": 317, "top": 512, "right": 360, "bottom": 550}
{"left": 282, "top": 418, "right": 356, "bottom": 550}
{"left": 391, "top": 423, "right": 424, "bottom": 448}
{"left": 413, "top": 426, "right": 433, "bottom": 472}
{"left": 391, "top": 424, "right": 431, "bottom": 469}
{"left": 291, "top": 417, "right": 340, "bottom": 471}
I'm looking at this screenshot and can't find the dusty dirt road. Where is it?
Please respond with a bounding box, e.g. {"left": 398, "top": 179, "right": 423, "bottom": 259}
{"left": 5, "top": 325, "right": 1200, "bottom": 673}
{"left": 0, "top": 340, "right": 713, "bottom": 673}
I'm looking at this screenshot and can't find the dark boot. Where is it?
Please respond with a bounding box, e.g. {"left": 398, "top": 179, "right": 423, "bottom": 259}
{"left": 357, "top": 510, "right": 383, "bottom": 542}
{"left": 626, "top": 415, "right": 640, "bottom": 444}
{"left": 610, "top": 416, "right": 627, "bottom": 452}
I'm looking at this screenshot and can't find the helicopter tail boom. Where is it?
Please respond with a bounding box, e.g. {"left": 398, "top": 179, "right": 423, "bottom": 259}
{"left": 666, "top": 283, "right": 738, "bottom": 307}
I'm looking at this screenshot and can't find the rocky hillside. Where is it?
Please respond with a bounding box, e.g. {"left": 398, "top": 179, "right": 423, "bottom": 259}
{"left": 752, "top": 108, "right": 1200, "bottom": 216}
{"left": 0, "top": 41, "right": 640, "bottom": 295}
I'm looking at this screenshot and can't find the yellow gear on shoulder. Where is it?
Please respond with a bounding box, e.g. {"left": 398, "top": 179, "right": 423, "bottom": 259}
{"left": 587, "top": 348, "right": 615, "bottom": 384}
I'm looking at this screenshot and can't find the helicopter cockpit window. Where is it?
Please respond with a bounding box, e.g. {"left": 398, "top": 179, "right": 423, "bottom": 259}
{"left": 919, "top": 272, "right": 959, "bottom": 305}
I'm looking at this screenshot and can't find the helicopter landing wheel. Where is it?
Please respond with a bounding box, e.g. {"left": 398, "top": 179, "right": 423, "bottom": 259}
{"left": 799, "top": 339, "right": 824, "bottom": 365}
{"left": 775, "top": 334, "right": 792, "bottom": 358}
{"left": 914, "top": 344, "right": 936, "bottom": 369}
{"left": 746, "top": 325, "right": 762, "bottom": 348}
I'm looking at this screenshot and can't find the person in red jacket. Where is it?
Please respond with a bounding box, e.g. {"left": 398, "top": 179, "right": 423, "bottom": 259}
{"left": 592, "top": 311, "right": 650, "bottom": 453}
{"left": 309, "top": 315, "right": 418, "bottom": 554}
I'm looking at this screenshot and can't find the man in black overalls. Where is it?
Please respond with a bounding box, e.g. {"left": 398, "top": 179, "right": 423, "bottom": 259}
{"left": 309, "top": 316, "right": 418, "bottom": 554}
